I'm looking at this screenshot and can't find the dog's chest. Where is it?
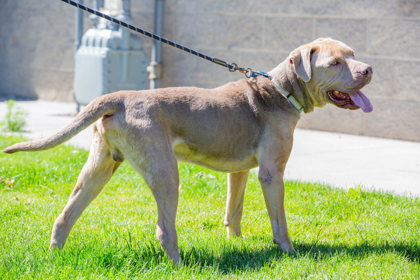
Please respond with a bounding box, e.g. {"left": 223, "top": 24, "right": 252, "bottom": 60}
{"left": 172, "top": 138, "right": 258, "bottom": 172}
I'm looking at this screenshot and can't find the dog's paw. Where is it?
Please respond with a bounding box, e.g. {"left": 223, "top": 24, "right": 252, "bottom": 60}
{"left": 49, "top": 241, "right": 64, "bottom": 251}
{"left": 274, "top": 239, "right": 295, "bottom": 254}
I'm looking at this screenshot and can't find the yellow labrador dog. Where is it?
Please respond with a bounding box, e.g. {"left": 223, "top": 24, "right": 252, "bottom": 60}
{"left": 3, "top": 38, "right": 373, "bottom": 264}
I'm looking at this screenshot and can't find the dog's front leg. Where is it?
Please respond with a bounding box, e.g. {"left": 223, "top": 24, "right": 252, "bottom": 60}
{"left": 224, "top": 170, "right": 249, "bottom": 237}
{"left": 258, "top": 163, "right": 294, "bottom": 253}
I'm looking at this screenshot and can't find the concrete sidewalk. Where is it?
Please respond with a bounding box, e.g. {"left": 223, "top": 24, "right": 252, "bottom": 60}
{"left": 1, "top": 100, "right": 419, "bottom": 197}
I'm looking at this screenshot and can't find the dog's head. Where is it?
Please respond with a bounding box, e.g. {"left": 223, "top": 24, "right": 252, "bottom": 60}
{"left": 289, "top": 38, "right": 373, "bottom": 112}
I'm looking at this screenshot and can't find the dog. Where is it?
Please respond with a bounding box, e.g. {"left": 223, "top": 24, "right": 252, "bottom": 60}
{"left": 3, "top": 38, "right": 373, "bottom": 264}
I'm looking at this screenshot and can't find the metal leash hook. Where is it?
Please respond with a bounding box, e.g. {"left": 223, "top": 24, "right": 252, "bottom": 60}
{"left": 227, "top": 62, "right": 271, "bottom": 79}
{"left": 228, "top": 63, "right": 238, "bottom": 72}
{"left": 244, "top": 68, "right": 271, "bottom": 79}
{"left": 227, "top": 62, "right": 267, "bottom": 80}
{"left": 245, "top": 68, "right": 256, "bottom": 78}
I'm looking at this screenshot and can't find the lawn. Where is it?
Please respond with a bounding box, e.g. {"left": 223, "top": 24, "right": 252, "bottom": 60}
{"left": 0, "top": 134, "right": 419, "bottom": 279}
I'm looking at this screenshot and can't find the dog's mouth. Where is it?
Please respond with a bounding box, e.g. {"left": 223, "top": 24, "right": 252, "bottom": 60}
{"left": 327, "top": 90, "right": 373, "bottom": 112}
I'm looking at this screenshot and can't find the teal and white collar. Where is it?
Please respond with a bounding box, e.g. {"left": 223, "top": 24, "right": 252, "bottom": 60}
{"left": 270, "top": 79, "right": 304, "bottom": 113}
{"left": 247, "top": 70, "right": 304, "bottom": 114}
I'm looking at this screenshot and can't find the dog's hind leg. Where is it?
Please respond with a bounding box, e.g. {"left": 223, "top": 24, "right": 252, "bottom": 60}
{"left": 151, "top": 167, "right": 180, "bottom": 265}
{"left": 224, "top": 170, "right": 249, "bottom": 237}
{"left": 125, "top": 138, "right": 180, "bottom": 264}
{"left": 50, "top": 126, "right": 120, "bottom": 250}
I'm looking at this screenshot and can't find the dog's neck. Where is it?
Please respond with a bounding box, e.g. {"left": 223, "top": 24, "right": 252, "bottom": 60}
{"left": 269, "top": 60, "right": 314, "bottom": 113}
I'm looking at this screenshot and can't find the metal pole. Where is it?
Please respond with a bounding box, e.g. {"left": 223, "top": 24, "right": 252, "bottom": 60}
{"left": 119, "top": 0, "right": 132, "bottom": 22}
{"left": 148, "top": 0, "right": 164, "bottom": 89}
{"left": 119, "top": 0, "right": 132, "bottom": 81}
{"left": 74, "top": 0, "right": 84, "bottom": 53}
{"left": 74, "top": 0, "right": 84, "bottom": 112}
{"left": 90, "top": 0, "right": 104, "bottom": 27}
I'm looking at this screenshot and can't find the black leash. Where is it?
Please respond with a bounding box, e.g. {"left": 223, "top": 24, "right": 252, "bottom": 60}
{"left": 60, "top": 0, "right": 270, "bottom": 79}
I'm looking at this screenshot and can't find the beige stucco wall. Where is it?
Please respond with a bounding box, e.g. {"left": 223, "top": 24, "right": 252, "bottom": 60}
{"left": 1, "top": 0, "right": 419, "bottom": 141}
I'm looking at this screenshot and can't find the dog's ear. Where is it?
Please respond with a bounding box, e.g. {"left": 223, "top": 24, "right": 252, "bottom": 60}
{"left": 289, "top": 46, "right": 318, "bottom": 83}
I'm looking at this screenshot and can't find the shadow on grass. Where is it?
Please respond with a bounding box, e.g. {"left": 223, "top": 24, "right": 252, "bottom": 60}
{"left": 78, "top": 240, "right": 419, "bottom": 274}
{"left": 178, "top": 241, "right": 419, "bottom": 273}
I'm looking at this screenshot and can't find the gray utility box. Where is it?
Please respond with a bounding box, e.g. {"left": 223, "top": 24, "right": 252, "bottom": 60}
{"left": 74, "top": 26, "right": 148, "bottom": 106}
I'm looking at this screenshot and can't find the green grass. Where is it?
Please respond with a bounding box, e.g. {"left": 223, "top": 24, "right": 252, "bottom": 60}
{"left": 0, "top": 134, "right": 419, "bottom": 279}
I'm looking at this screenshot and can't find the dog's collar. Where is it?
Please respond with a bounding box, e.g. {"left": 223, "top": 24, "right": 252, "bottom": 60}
{"left": 248, "top": 70, "right": 304, "bottom": 113}
{"left": 270, "top": 79, "right": 304, "bottom": 114}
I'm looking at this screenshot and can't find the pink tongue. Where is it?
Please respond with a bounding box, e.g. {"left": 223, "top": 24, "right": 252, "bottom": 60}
{"left": 350, "top": 91, "right": 373, "bottom": 112}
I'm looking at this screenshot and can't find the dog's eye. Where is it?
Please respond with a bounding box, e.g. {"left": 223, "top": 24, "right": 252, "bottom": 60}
{"left": 330, "top": 60, "right": 340, "bottom": 66}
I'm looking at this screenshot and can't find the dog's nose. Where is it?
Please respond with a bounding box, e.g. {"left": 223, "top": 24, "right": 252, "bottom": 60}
{"left": 359, "top": 65, "right": 373, "bottom": 78}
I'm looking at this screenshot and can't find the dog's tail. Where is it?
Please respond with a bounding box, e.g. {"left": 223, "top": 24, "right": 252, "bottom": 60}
{"left": 2, "top": 94, "right": 122, "bottom": 154}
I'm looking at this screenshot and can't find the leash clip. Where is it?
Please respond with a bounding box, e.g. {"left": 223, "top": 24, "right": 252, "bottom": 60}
{"left": 245, "top": 68, "right": 255, "bottom": 78}
{"left": 226, "top": 62, "right": 270, "bottom": 79}
{"left": 228, "top": 63, "right": 238, "bottom": 72}
{"left": 246, "top": 69, "right": 271, "bottom": 79}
